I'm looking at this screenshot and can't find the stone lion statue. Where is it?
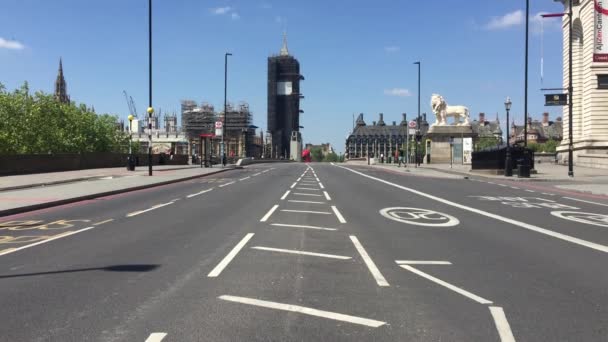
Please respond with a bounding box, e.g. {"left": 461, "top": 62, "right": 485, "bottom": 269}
{"left": 430, "top": 94, "right": 470, "bottom": 126}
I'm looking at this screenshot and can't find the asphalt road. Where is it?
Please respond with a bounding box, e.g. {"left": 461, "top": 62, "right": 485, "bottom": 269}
{"left": 1, "top": 163, "right": 607, "bottom": 341}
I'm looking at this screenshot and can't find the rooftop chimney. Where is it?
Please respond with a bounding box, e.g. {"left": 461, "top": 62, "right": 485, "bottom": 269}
{"left": 377, "top": 113, "right": 386, "bottom": 126}
{"left": 392, "top": 121, "right": 397, "bottom": 126}
{"left": 373, "top": 121, "right": 376, "bottom": 126}
{"left": 479, "top": 112, "right": 485, "bottom": 123}
{"left": 542, "top": 112, "right": 549, "bottom": 126}
{"left": 400, "top": 113, "right": 408, "bottom": 126}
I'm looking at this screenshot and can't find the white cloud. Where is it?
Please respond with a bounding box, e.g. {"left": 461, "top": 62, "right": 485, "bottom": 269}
{"left": 212, "top": 6, "right": 232, "bottom": 15}
{"left": 0, "top": 37, "right": 25, "bottom": 50}
{"left": 384, "top": 88, "right": 412, "bottom": 97}
{"left": 231, "top": 12, "right": 240, "bottom": 20}
{"left": 485, "top": 10, "right": 524, "bottom": 30}
{"left": 384, "top": 46, "right": 400, "bottom": 53}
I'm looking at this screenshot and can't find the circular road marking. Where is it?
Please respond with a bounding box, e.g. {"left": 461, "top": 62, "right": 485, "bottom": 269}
{"left": 379, "top": 207, "right": 459, "bottom": 227}
{"left": 550, "top": 211, "right": 608, "bottom": 228}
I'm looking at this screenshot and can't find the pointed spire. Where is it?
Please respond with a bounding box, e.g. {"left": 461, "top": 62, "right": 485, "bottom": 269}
{"left": 54, "top": 57, "right": 70, "bottom": 104}
{"left": 495, "top": 112, "right": 500, "bottom": 124}
{"left": 280, "top": 31, "right": 289, "bottom": 56}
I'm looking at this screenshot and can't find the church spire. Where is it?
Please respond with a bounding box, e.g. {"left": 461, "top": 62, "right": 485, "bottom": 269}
{"left": 280, "top": 31, "right": 289, "bottom": 56}
{"left": 54, "top": 57, "right": 70, "bottom": 103}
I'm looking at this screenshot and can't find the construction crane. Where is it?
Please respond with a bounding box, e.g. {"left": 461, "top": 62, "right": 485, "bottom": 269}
{"left": 123, "top": 90, "right": 138, "bottom": 119}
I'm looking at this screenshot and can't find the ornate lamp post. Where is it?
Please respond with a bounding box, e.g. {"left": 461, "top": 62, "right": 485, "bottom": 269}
{"left": 504, "top": 97, "right": 513, "bottom": 177}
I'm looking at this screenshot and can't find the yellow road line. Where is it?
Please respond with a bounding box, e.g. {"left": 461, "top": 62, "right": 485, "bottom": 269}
{"left": 93, "top": 219, "right": 114, "bottom": 226}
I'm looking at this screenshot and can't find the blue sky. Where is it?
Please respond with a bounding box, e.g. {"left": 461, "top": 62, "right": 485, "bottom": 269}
{"left": 1, "top": 0, "right": 566, "bottom": 153}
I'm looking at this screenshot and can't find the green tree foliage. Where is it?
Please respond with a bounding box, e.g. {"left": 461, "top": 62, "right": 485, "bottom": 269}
{"left": 0, "top": 82, "right": 127, "bottom": 154}
{"left": 323, "top": 152, "right": 339, "bottom": 162}
{"left": 527, "top": 139, "right": 559, "bottom": 153}
{"left": 310, "top": 147, "right": 323, "bottom": 162}
{"left": 474, "top": 137, "right": 501, "bottom": 151}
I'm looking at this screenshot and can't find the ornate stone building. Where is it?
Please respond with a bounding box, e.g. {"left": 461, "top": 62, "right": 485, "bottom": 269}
{"left": 54, "top": 58, "right": 70, "bottom": 103}
{"left": 556, "top": 0, "right": 608, "bottom": 168}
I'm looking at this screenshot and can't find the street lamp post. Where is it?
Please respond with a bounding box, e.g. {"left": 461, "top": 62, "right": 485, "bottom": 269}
{"left": 127, "top": 114, "right": 135, "bottom": 171}
{"left": 147, "top": 0, "right": 153, "bottom": 176}
{"left": 223, "top": 52, "right": 232, "bottom": 168}
{"left": 414, "top": 61, "right": 421, "bottom": 167}
{"left": 504, "top": 97, "right": 513, "bottom": 177}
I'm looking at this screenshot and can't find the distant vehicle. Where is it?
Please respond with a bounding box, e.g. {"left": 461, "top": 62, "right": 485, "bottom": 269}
{"left": 302, "top": 149, "right": 311, "bottom": 163}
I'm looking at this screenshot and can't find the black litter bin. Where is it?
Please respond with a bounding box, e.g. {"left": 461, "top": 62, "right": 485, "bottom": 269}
{"left": 517, "top": 158, "right": 531, "bottom": 178}
{"left": 126, "top": 155, "right": 136, "bottom": 171}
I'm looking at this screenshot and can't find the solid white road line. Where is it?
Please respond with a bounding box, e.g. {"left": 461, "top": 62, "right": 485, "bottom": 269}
{"left": 145, "top": 333, "right": 168, "bottom": 342}
{"left": 396, "top": 260, "right": 452, "bottom": 265}
{"left": 260, "top": 205, "right": 279, "bottom": 222}
{"left": 563, "top": 196, "right": 608, "bottom": 207}
{"left": 218, "top": 295, "right": 386, "bottom": 327}
{"left": 318, "top": 182, "right": 325, "bottom": 189}
{"left": 239, "top": 176, "right": 251, "bottom": 181}
{"left": 323, "top": 191, "right": 332, "bottom": 201}
{"left": 186, "top": 188, "right": 213, "bottom": 198}
{"left": 293, "top": 192, "right": 322, "bottom": 197}
{"left": 252, "top": 172, "right": 262, "bottom": 176}
{"left": 208, "top": 233, "right": 254, "bottom": 277}
{"left": 219, "top": 181, "right": 236, "bottom": 188}
{"left": 296, "top": 187, "right": 321, "bottom": 191}
{"left": 489, "top": 306, "right": 516, "bottom": 342}
{"left": 525, "top": 189, "right": 535, "bottom": 193}
{"left": 297, "top": 177, "right": 302, "bottom": 181}
{"left": 339, "top": 165, "right": 608, "bottom": 254}
{"left": 288, "top": 200, "right": 326, "bottom": 204}
{"left": 350, "top": 236, "right": 389, "bottom": 286}
{"left": 280, "top": 209, "right": 331, "bottom": 215}
{"left": 280, "top": 190, "right": 291, "bottom": 200}
{"left": 92, "top": 219, "right": 114, "bottom": 226}
{"left": 331, "top": 206, "right": 347, "bottom": 223}
{"left": 0, "top": 226, "right": 95, "bottom": 257}
{"left": 510, "top": 187, "right": 520, "bottom": 190}
{"left": 498, "top": 184, "right": 507, "bottom": 187}
{"left": 126, "top": 202, "right": 174, "bottom": 217}
{"left": 398, "top": 264, "right": 492, "bottom": 304}
{"left": 290, "top": 182, "right": 297, "bottom": 189}
{"left": 270, "top": 223, "right": 338, "bottom": 231}
{"left": 252, "top": 246, "right": 351, "bottom": 260}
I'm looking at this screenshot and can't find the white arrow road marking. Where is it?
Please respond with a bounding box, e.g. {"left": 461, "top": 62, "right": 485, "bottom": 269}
{"left": 145, "top": 333, "right": 167, "bottom": 342}
{"left": 251, "top": 246, "right": 351, "bottom": 260}
{"left": 270, "top": 223, "right": 338, "bottom": 231}
{"left": 350, "top": 236, "right": 389, "bottom": 287}
{"left": 489, "top": 306, "right": 516, "bottom": 342}
{"left": 218, "top": 295, "right": 386, "bottom": 328}
{"left": 260, "top": 205, "right": 279, "bottom": 222}
{"left": 398, "top": 264, "right": 492, "bottom": 304}
{"left": 208, "top": 233, "right": 254, "bottom": 277}
{"left": 338, "top": 165, "right": 608, "bottom": 254}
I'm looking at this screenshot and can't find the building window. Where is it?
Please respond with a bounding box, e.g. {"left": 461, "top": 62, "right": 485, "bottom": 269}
{"left": 598, "top": 75, "right": 608, "bottom": 89}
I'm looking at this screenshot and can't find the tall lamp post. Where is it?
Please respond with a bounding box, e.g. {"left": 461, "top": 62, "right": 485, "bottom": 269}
{"left": 414, "top": 61, "right": 421, "bottom": 167}
{"left": 127, "top": 114, "right": 135, "bottom": 171}
{"left": 504, "top": 97, "right": 513, "bottom": 177}
{"left": 223, "top": 52, "right": 232, "bottom": 167}
{"left": 147, "top": 0, "right": 153, "bottom": 176}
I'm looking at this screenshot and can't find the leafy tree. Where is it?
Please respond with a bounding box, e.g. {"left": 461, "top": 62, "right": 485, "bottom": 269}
{"left": 0, "top": 82, "right": 127, "bottom": 154}
{"left": 310, "top": 147, "right": 323, "bottom": 162}
{"left": 323, "top": 152, "right": 338, "bottom": 162}
{"left": 474, "top": 137, "right": 501, "bottom": 151}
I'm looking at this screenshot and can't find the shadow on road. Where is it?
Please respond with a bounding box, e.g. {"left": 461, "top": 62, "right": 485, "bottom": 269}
{"left": 0, "top": 264, "right": 160, "bottom": 279}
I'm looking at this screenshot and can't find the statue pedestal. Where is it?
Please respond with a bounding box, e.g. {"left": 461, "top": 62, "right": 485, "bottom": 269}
{"left": 426, "top": 125, "right": 476, "bottom": 164}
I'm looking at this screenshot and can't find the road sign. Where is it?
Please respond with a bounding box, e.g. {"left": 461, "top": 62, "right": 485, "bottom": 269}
{"left": 408, "top": 120, "right": 417, "bottom": 128}
{"left": 408, "top": 129, "right": 416, "bottom": 135}
{"left": 215, "top": 121, "right": 223, "bottom": 129}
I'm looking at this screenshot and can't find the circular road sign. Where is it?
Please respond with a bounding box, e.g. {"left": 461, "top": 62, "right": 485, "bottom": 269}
{"left": 550, "top": 211, "right": 608, "bottom": 228}
{"left": 408, "top": 121, "right": 417, "bottom": 128}
{"left": 215, "top": 121, "right": 223, "bottom": 129}
{"left": 380, "top": 207, "right": 459, "bottom": 227}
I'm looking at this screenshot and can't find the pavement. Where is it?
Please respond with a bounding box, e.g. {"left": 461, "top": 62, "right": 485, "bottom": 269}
{"left": 1, "top": 162, "right": 607, "bottom": 341}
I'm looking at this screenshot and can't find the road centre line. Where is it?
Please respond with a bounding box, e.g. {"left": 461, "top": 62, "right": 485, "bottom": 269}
{"left": 170, "top": 198, "right": 181, "bottom": 202}
{"left": 323, "top": 191, "right": 332, "bottom": 200}
{"left": 563, "top": 196, "right": 608, "bottom": 207}
{"left": 331, "top": 206, "right": 347, "bottom": 223}
{"left": 239, "top": 176, "right": 251, "bottom": 181}
{"left": 126, "top": 202, "right": 174, "bottom": 217}
{"left": 92, "top": 219, "right": 114, "bottom": 226}
{"left": 398, "top": 264, "right": 492, "bottom": 304}
{"left": 219, "top": 181, "right": 236, "bottom": 188}
{"left": 339, "top": 165, "right": 608, "bottom": 254}
{"left": 260, "top": 205, "right": 279, "bottom": 222}
{"left": 396, "top": 260, "right": 452, "bottom": 265}
{"left": 208, "top": 233, "right": 255, "bottom": 277}
{"left": 350, "top": 235, "right": 389, "bottom": 286}
{"left": 252, "top": 246, "right": 351, "bottom": 260}
{"left": 525, "top": 189, "right": 535, "bottom": 193}
{"left": 489, "top": 306, "right": 516, "bottom": 342}
{"left": 296, "top": 187, "right": 321, "bottom": 191}
{"left": 270, "top": 223, "right": 338, "bottom": 231}
{"left": 290, "top": 182, "right": 297, "bottom": 189}
{"left": 288, "top": 200, "right": 326, "bottom": 204}
{"left": 280, "top": 190, "right": 291, "bottom": 200}
{"left": 510, "top": 187, "right": 520, "bottom": 190}
{"left": 319, "top": 182, "right": 325, "bottom": 189}
{"left": 145, "top": 333, "right": 168, "bottom": 342}
{"left": 294, "top": 192, "right": 322, "bottom": 197}
{"left": 281, "top": 209, "right": 331, "bottom": 215}
{"left": 186, "top": 188, "right": 213, "bottom": 198}
{"left": 0, "top": 226, "right": 95, "bottom": 257}
{"left": 218, "top": 295, "right": 386, "bottom": 327}
{"left": 252, "top": 172, "right": 262, "bottom": 176}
